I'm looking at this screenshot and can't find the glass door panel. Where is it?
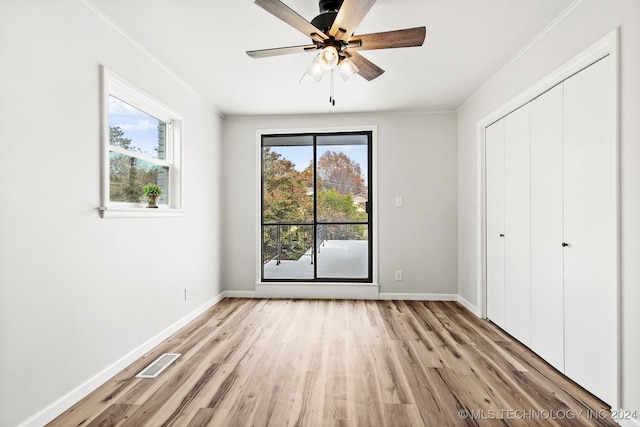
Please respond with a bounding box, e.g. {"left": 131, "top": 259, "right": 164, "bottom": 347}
{"left": 262, "top": 224, "right": 314, "bottom": 280}
{"left": 316, "top": 134, "right": 369, "bottom": 222}
{"left": 315, "top": 134, "right": 370, "bottom": 279}
{"left": 315, "top": 224, "right": 369, "bottom": 279}
{"left": 262, "top": 135, "right": 314, "bottom": 224}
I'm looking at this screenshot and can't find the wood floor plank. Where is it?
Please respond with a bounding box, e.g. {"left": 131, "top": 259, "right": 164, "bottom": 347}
{"left": 368, "top": 340, "right": 413, "bottom": 406}
{"left": 383, "top": 403, "right": 424, "bottom": 427}
{"left": 49, "top": 299, "right": 619, "bottom": 427}
{"left": 85, "top": 403, "right": 138, "bottom": 427}
{"left": 321, "top": 301, "right": 351, "bottom": 425}
{"left": 287, "top": 301, "right": 329, "bottom": 426}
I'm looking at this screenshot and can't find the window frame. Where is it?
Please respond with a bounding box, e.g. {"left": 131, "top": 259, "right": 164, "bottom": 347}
{"left": 258, "top": 128, "right": 375, "bottom": 284}
{"left": 100, "top": 67, "right": 183, "bottom": 218}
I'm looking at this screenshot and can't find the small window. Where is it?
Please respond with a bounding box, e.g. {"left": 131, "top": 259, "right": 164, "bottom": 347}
{"left": 101, "top": 68, "right": 182, "bottom": 216}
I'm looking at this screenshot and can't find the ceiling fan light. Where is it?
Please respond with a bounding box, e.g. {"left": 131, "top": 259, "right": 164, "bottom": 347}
{"left": 306, "top": 59, "right": 325, "bottom": 82}
{"left": 319, "top": 46, "right": 339, "bottom": 70}
{"left": 338, "top": 57, "right": 359, "bottom": 81}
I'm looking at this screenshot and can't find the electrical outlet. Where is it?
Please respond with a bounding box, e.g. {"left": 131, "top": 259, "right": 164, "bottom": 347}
{"left": 395, "top": 270, "right": 403, "bottom": 281}
{"left": 184, "top": 287, "right": 191, "bottom": 301}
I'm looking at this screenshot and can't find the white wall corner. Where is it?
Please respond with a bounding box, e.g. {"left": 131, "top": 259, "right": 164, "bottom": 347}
{"left": 457, "top": 294, "right": 482, "bottom": 317}
{"left": 457, "top": 0, "right": 585, "bottom": 112}
{"left": 79, "top": 0, "right": 222, "bottom": 116}
{"left": 17, "top": 293, "right": 225, "bottom": 427}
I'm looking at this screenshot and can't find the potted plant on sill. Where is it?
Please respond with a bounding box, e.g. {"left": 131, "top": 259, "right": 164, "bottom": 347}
{"left": 142, "top": 184, "right": 163, "bottom": 208}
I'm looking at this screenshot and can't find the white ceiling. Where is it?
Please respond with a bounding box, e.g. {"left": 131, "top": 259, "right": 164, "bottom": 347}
{"left": 86, "top": 0, "right": 575, "bottom": 116}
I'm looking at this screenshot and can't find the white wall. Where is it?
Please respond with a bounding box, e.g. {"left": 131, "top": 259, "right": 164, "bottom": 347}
{"left": 457, "top": 0, "right": 640, "bottom": 415}
{"left": 0, "top": 1, "right": 223, "bottom": 426}
{"left": 222, "top": 113, "right": 458, "bottom": 297}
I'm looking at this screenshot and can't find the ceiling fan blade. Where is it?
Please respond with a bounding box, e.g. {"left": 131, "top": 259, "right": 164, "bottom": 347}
{"left": 329, "top": 0, "right": 377, "bottom": 40}
{"left": 348, "top": 51, "right": 384, "bottom": 81}
{"left": 247, "top": 44, "right": 318, "bottom": 58}
{"left": 348, "top": 27, "right": 426, "bottom": 51}
{"left": 254, "top": 0, "right": 328, "bottom": 43}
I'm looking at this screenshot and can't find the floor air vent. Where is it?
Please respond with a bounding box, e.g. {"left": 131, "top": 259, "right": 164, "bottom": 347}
{"left": 135, "top": 353, "right": 180, "bottom": 378}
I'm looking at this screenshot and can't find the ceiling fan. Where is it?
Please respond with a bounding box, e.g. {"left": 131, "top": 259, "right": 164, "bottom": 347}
{"left": 246, "top": 0, "right": 426, "bottom": 103}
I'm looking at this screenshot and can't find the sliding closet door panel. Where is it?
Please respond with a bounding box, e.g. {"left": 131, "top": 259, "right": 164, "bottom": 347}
{"left": 504, "top": 105, "right": 531, "bottom": 346}
{"left": 530, "top": 84, "right": 565, "bottom": 372}
{"left": 563, "top": 56, "right": 616, "bottom": 404}
{"left": 486, "top": 120, "right": 506, "bottom": 329}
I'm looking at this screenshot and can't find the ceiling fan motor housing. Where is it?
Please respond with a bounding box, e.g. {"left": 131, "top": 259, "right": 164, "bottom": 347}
{"left": 318, "top": 0, "right": 342, "bottom": 13}
{"left": 311, "top": 0, "right": 343, "bottom": 33}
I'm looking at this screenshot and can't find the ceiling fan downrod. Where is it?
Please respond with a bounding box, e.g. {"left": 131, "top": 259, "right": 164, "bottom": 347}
{"left": 319, "top": 0, "right": 342, "bottom": 13}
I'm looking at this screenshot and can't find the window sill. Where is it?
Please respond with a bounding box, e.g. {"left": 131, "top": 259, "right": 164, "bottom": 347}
{"left": 98, "top": 207, "right": 185, "bottom": 219}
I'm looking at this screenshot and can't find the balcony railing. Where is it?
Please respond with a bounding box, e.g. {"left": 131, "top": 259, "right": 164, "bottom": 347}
{"left": 262, "top": 221, "right": 369, "bottom": 281}
{"left": 263, "top": 220, "right": 328, "bottom": 265}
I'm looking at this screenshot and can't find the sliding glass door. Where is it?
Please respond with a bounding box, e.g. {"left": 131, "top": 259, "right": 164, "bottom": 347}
{"left": 261, "top": 131, "right": 372, "bottom": 282}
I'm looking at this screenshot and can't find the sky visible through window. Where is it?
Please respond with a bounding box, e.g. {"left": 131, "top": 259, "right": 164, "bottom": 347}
{"left": 274, "top": 145, "right": 368, "bottom": 185}
{"left": 109, "top": 95, "right": 164, "bottom": 158}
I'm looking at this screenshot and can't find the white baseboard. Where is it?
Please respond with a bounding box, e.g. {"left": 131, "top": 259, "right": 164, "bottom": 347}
{"left": 223, "top": 290, "right": 256, "bottom": 298}
{"left": 378, "top": 292, "right": 457, "bottom": 301}
{"left": 230, "top": 288, "right": 463, "bottom": 303}
{"left": 255, "top": 282, "right": 379, "bottom": 299}
{"left": 456, "top": 294, "right": 482, "bottom": 317}
{"left": 18, "top": 292, "right": 225, "bottom": 427}
{"left": 617, "top": 413, "right": 640, "bottom": 427}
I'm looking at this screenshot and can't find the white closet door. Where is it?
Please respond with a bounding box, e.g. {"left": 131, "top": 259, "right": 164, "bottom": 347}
{"left": 563, "top": 56, "right": 616, "bottom": 405}
{"left": 486, "top": 119, "right": 506, "bottom": 329}
{"left": 504, "top": 105, "right": 531, "bottom": 346}
{"left": 530, "top": 84, "right": 565, "bottom": 372}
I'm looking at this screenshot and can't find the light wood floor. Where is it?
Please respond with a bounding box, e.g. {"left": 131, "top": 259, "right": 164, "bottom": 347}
{"left": 49, "top": 299, "right": 616, "bottom": 426}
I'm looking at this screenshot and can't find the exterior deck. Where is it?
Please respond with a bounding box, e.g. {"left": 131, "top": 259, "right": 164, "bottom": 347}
{"left": 263, "top": 239, "right": 368, "bottom": 280}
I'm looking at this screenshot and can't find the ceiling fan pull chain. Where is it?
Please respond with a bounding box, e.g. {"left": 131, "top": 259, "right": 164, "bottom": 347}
{"left": 330, "top": 69, "right": 336, "bottom": 106}
{"left": 329, "top": 69, "right": 333, "bottom": 104}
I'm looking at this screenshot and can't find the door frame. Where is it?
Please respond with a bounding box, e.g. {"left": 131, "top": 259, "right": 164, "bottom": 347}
{"left": 477, "top": 29, "right": 620, "bottom": 408}
{"left": 255, "top": 125, "right": 379, "bottom": 299}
